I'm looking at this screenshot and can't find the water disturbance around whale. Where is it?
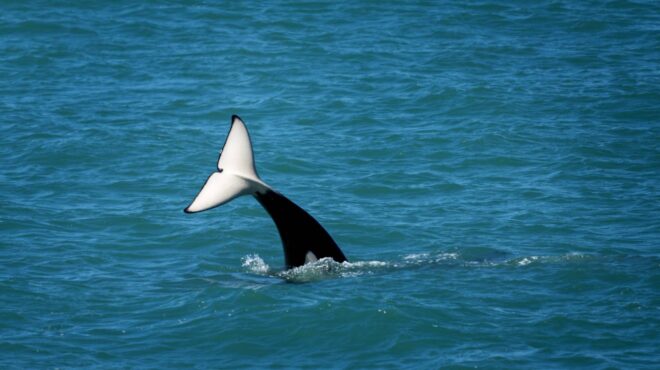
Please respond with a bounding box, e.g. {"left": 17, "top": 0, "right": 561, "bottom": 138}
{"left": 185, "top": 115, "right": 348, "bottom": 269}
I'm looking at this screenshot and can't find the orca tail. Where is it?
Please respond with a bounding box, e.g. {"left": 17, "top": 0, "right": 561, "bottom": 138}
{"left": 184, "top": 115, "right": 348, "bottom": 268}
{"left": 184, "top": 115, "right": 269, "bottom": 213}
{"left": 254, "top": 189, "right": 347, "bottom": 269}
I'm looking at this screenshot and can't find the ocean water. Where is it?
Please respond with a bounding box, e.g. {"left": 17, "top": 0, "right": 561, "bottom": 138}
{"left": 1, "top": 0, "right": 659, "bottom": 368}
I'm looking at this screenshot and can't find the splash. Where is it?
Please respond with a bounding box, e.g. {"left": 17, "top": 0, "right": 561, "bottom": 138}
{"left": 240, "top": 251, "right": 593, "bottom": 282}
{"left": 240, "top": 255, "right": 394, "bottom": 282}
{"left": 241, "top": 254, "right": 270, "bottom": 274}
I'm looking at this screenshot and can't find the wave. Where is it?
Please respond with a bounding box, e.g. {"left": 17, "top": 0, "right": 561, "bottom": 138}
{"left": 241, "top": 250, "right": 598, "bottom": 282}
{"left": 242, "top": 254, "right": 393, "bottom": 283}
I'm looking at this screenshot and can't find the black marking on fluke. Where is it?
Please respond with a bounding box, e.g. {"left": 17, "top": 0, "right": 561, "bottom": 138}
{"left": 184, "top": 115, "right": 348, "bottom": 270}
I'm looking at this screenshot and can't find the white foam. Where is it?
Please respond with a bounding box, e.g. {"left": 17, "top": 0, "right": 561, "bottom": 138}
{"left": 272, "top": 257, "right": 392, "bottom": 282}
{"left": 434, "top": 252, "right": 459, "bottom": 261}
{"left": 403, "top": 252, "right": 458, "bottom": 264}
{"left": 510, "top": 253, "right": 592, "bottom": 267}
{"left": 241, "top": 255, "right": 387, "bottom": 282}
{"left": 516, "top": 256, "right": 539, "bottom": 266}
{"left": 241, "top": 254, "right": 270, "bottom": 274}
{"left": 342, "top": 260, "right": 389, "bottom": 269}
{"left": 404, "top": 253, "right": 429, "bottom": 260}
{"left": 239, "top": 251, "right": 592, "bottom": 282}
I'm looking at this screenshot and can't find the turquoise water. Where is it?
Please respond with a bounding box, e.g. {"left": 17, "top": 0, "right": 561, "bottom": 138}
{"left": 1, "top": 1, "right": 659, "bottom": 368}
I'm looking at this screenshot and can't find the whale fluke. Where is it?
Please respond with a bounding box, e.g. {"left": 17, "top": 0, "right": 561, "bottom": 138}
{"left": 185, "top": 115, "right": 348, "bottom": 269}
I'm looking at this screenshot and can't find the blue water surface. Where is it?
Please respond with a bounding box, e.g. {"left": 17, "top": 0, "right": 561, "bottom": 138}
{"left": 1, "top": 1, "right": 659, "bottom": 369}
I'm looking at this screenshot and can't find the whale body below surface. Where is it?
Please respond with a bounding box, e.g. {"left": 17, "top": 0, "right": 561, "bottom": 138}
{"left": 184, "top": 115, "right": 348, "bottom": 269}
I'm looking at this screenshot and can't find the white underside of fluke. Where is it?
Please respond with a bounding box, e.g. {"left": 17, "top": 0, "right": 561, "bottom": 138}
{"left": 185, "top": 116, "right": 270, "bottom": 213}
